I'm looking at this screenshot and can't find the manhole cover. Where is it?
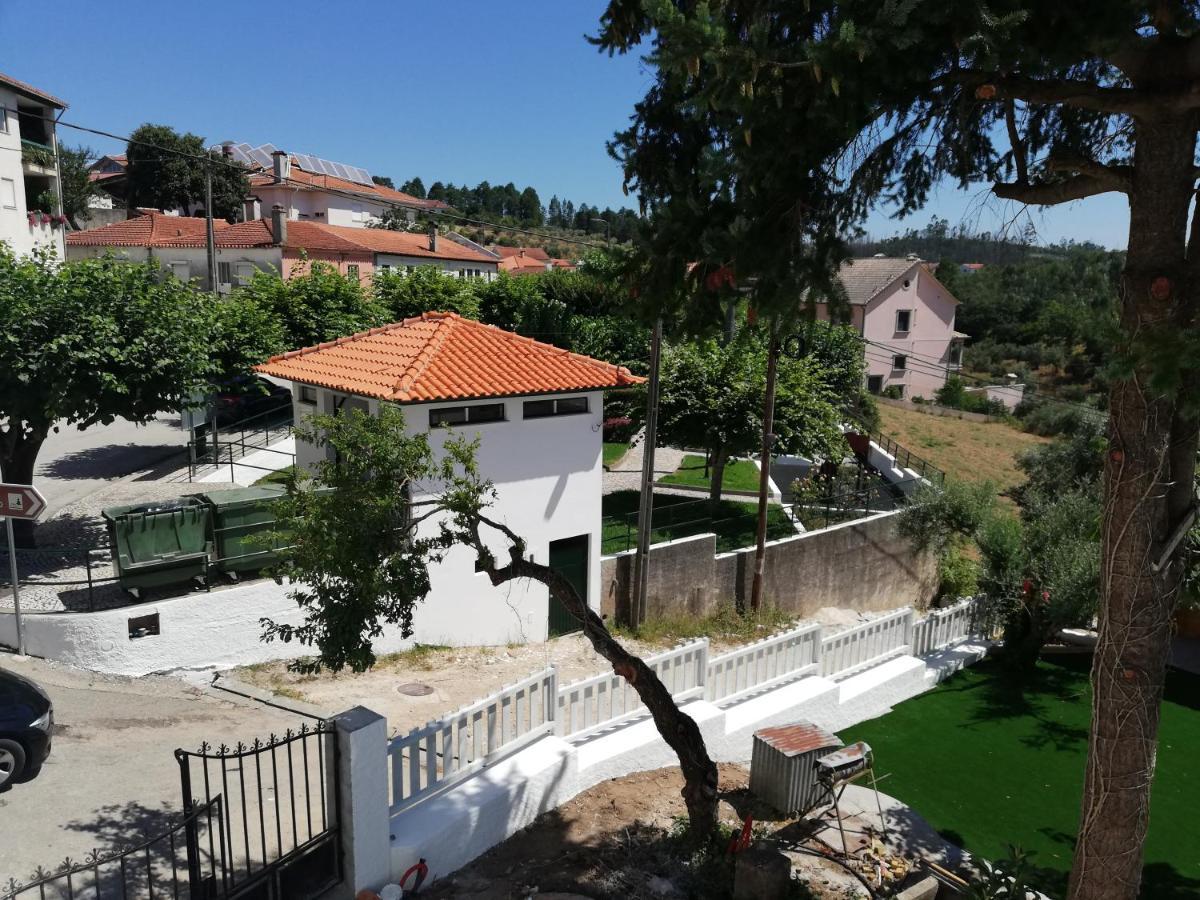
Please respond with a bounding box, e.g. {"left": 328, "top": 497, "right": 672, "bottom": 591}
{"left": 397, "top": 682, "right": 435, "bottom": 697}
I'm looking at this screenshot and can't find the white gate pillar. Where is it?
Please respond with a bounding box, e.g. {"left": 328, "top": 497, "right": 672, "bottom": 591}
{"left": 333, "top": 706, "right": 391, "bottom": 899}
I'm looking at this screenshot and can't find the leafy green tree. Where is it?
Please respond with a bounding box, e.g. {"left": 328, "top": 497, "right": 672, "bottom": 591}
{"left": 57, "top": 144, "right": 100, "bottom": 230}
{"left": 235, "top": 260, "right": 384, "bottom": 350}
{"left": 371, "top": 175, "right": 395, "bottom": 189}
{"left": 399, "top": 177, "right": 426, "bottom": 199}
{"left": 653, "top": 333, "right": 846, "bottom": 501}
{"left": 264, "top": 406, "right": 720, "bottom": 834}
{"left": 596, "top": 5, "right": 1198, "bottom": 889}
{"left": 125, "top": 124, "right": 249, "bottom": 220}
{"left": 373, "top": 266, "right": 480, "bottom": 320}
{"left": 0, "top": 248, "right": 274, "bottom": 543}
{"left": 517, "top": 187, "right": 544, "bottom": 225}
{"left": 477, "top": 272, "right": 571, "bottom": 337}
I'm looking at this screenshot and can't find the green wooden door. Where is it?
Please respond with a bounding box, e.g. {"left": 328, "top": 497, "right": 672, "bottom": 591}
{"left": 548, "top": 535, "right": 588, "bottom": 637}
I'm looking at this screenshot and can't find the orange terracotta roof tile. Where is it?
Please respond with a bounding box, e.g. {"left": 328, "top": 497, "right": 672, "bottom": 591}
{"left": 248, "top": 165, "right": 448, "bottom": 210}
{"left": 255, "top": 312, "right": 643, "bottom": 403}
{"left": 492, "top": 246, "right": 551, "bottom": 261}
{"left": 315, "top": 223, "right": 498, "bottom": 262}
{"left": 0, "top": 71, "right": 67, "bottom": 108}
{"left": 65, "top": 212, "right": 224, "bottom": 247}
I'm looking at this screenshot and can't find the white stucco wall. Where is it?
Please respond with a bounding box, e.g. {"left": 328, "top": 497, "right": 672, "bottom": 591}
{"left": 0, "top": 85, "right": 64, "bottom": 259}
{"left": 64, "top": 244, "right": 282, "bottom": 289}
{"left": 251, "top": 183, "right": 388, "bottom": 228}
{"left": 374, "top": 253, "right": 497, "bottom": 281}
{"left": 289, "top": 387, "right": 605, "bottom": 644}
{"left": 862, "top": 266, "right": 959, "bottom": 400}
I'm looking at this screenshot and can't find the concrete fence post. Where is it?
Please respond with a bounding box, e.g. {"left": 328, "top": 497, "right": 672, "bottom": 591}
{"left": 810, "top": 625, "right": 823, "bottom": 668}
{"left": 696, "top": 638, "right": 709, "bottom": 690}
{"left": 902, "top": 609, "right": 914, "bottom": 651}
{"left": 333, "top": 706, "right": 392, "bottom": 899}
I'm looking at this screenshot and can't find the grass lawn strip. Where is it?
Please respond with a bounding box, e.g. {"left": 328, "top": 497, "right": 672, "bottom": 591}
{"left": 846, "top": 656, "right": 1199, "bottom": 899}
{"left": 660, "top": 454, "right": 764, "bottom": 493}
{"left": 601, "top": 489, "right": 794, "bottom": 554}
{"left": 603, "top": 441, "right": 630, "bottom": 468}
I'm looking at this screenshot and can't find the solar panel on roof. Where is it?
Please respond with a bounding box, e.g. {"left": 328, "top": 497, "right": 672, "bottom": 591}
{"left": 331, "top": 162, "right": 350, "bottom": 179}
{"left": 249, "top": 147, "right": 275, "bottom": 169}
{"left": 351, "top": 167, "right": 373, "bottom": 185}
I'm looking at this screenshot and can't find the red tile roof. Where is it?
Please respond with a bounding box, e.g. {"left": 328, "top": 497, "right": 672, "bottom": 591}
{"left": 65, "top": 212, "right": 222, "bottom": 247}
{"left": 315, "top": 223, "right": 498, "bottom": 263}
{"left": 255, "top": 311, "right": 644, "bottom": 403}
{"left": 492, "top": 246, "right": 551, "bottom": 261}
{"left": 0, "top": 71, "right": 67, "bottom": 108}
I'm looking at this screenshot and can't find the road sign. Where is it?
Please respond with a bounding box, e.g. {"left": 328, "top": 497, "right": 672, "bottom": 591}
{"left": 0, "top": 482, "right": 44, "bottom": 656}
{"left": 0, "top": 483, "right": 46, "bottom": 521}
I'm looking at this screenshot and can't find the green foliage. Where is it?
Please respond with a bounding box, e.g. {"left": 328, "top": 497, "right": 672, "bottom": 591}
{"left": 57, "top": 144, "right": 100, "bottom": 229}
{"left": 373, "top": 266, "right": 480, "bottom": 320}
{"left": 937, "top": 544, "right": 981, "bottom": 601}
{"left": 1018, "top": 400, "right": 1100, "bottom": 438}
{"left": 935, "top": 376, "right": 1011, "bottom": 417}
{"left": 263, "top": 406, "right": 455, "bottom": 672}
{"left": 650, "top": 331, "right": 847, "bottom": 498}
{"left": 235, "top": 260, "right": 384, "bottom": 350}
{"left": 0, "top": 247, "right": 244, "bottom": 483}
{"left": 125, "top": 123, "right": 249, "bottom": 220}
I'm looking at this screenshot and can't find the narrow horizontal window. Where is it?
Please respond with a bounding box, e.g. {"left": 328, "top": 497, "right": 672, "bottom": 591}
{"left": 429, "top": 403, "right": 506, "bottom": 427}
{"left": 524, "top": 396, "right": 589, "bottom": 418}
{"left": 299, "top": 386, "right": 317, "bottom": 405}
{"left": 430, "top": 406, "right": 468, "bottom": 427}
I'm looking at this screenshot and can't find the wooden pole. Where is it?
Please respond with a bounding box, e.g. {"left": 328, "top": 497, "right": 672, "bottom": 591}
{"left": 749, "top": 328, "right": 780, "bottom": 612}
{"left": 633, "top": 318, "right": 664, "bottom": 625}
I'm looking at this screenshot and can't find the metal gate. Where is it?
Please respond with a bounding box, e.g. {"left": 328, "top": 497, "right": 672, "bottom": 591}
{"left": 176, "top": 721, "right": 342, "bottom": 900}
{"left": 548, "top": 534, "right": 588, "bottom": 637}
{"left": 2, "top": 796, "right": 226, "bottom": 899}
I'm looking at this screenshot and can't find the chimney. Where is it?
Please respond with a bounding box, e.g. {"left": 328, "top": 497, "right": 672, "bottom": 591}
{"left": 428, "top": 222, "right": 438, "bottom": 253}
{"left": 243, "top": 197, "right": 261, "bottom": 222}
{"left": 1005, "top": 372, "right": 1018, "bottom": 385}
{"left": 272, "top": 204, "right": 287, "bottom": 246}
{"left": 272, "top": 150, "right": 290, "bottom": 184}
{"left": 519, "top": 248, "right": 525, "bottom": 258}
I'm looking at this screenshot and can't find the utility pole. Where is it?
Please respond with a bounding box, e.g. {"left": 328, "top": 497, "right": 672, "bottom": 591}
{"left": 749, "top": 324, "right": 781, "bottom": 612}
{"left": 204, "top": 164, "right": 216, "bottom": 294}
{"left": 632, "top": 318, "right": 664, "bottom": 625}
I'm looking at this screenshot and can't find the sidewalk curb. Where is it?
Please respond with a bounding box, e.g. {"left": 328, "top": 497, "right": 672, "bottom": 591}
{"left": 208, "top": 672, "right": 332, "bottom": 721}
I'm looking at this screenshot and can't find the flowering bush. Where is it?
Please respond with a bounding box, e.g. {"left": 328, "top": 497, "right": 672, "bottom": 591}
{"left": 603, "top": 416, "right": 635, "bottom": 443}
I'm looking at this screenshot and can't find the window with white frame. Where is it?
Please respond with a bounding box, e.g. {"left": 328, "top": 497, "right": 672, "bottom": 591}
{"left": 0, "top": 178, "right": 15, "bottom": 209}
{"left": 0, "top": 107, "right": 8, "bottom": 133}
{"left": 347, "top": 264, "right": 360, "bottom": 279}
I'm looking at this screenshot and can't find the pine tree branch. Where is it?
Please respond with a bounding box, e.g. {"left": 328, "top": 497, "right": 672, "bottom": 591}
{"left": 937, "top": 71, "right": 1153, "bottom": 116}
{"left": 992, "top": 174, "right": 1125, "bottom": 205}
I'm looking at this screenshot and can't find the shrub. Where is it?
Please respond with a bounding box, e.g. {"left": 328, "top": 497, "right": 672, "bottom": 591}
{"left": 937, "top": 543, "right": 981, "bottom": 601}
{"left": 882, "top": 385, "right": 904, "bottom": 399}
{"left": 1019, "top": 401, "right": 1090, "bottom": 437}
{"left": 603, "top": 416, "right": 635, "bottom": 443}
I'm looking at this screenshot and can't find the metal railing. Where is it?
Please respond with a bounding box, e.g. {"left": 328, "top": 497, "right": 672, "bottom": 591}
{"left": 849, "top": 425, "right": 946, "bottom": 487}
{"left": 601, "top": 495, "right": 797, "bottom": 555}
{"left": 383, "top": 598, "right": 987, "bottom": 817}
{"left": 387, "top": 667, "right": 558, "bottom": 815}
{"left": 188, "top": 401, "right": 295, "bottom": 482}
{"left": 2, "top": 796, "right": 225, "bottom": 900}
{"left": 790, "top": 480, "right": 908, "bottom": 531}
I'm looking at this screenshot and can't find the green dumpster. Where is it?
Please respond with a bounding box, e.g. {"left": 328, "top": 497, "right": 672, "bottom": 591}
{"left": 101, "top": 497, "right": 212, "bottom": 596}
{"left": 195, "top": 485, "right": 287, "bottom": 576}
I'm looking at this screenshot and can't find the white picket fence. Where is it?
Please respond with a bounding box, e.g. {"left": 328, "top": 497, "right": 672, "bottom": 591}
{"left": 556, "top": 640, "right": 707, "bottom": 739}
{"left": 387, "top": 666, "right": 557, "bottom": 815}
{"left": 387, "top": 598, "right": 983, "bottom": 814}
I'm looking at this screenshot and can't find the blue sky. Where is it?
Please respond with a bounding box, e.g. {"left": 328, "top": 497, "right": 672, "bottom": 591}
{"left": 6, "top": 0, "right": 1128, "bottom": 248}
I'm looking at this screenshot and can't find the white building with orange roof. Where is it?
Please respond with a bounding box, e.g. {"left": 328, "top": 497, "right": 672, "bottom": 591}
{"left": 256, "top": 312, "right": 643, "bottom": 644}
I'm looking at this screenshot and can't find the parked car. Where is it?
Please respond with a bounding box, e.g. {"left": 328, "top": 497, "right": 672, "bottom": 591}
{"left": 0, "top": 668, "right": 53, "bottom": 789}
{"left": 213, "top": 376, "right": 292, "bottom": 428}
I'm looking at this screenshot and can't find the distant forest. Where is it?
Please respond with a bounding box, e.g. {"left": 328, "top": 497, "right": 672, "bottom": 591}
{"left": 850, "top": 217, "right": 1111, "bottom": 266}
{"left": 372, "top": 174, "right": 640, "bottom": 242}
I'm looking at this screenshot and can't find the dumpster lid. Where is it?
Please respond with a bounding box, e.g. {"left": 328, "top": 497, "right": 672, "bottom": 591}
{"left": 195, "top": 485, "right": 288, "bottom": 507}
{"left": 102, "top": 496, "right": 205, "bottom": 521}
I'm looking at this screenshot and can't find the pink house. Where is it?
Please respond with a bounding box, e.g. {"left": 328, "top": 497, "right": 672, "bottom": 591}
{"left": 816, "top": 255, "right": 966, "bottom": 400}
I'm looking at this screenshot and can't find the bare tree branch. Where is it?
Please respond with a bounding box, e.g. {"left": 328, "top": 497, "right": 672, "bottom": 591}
{"left": 1005, "top": 99, "right": 1029, "bottom": 186}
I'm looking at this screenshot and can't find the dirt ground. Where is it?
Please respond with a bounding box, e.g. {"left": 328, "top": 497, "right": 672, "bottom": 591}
{"left": 233, "top": 607, "right": 883, "bottom": 737}
{"left": 419, "top": 764, "right": 879, "bottom": 900}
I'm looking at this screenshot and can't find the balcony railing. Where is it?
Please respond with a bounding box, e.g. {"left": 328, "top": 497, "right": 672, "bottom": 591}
{"left": 21, "top": 138, "right": 56, "bottom": 170}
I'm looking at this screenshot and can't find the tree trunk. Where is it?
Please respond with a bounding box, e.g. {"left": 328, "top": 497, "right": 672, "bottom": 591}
{"left": 1067, "top": 120, "right": 1199, "bottom": 900}
{"left": 474, "top": 519, "right": 720, "bottom": 837}
{"left": 0, "top": 431, "right": 45, "bottom": 548}
{"left": 708, "top": 444, "right": 727, "bottom": 503}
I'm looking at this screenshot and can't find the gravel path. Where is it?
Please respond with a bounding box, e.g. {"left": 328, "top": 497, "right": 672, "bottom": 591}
{"left": 603, "top": 434, "right": 690, "bottom": 495}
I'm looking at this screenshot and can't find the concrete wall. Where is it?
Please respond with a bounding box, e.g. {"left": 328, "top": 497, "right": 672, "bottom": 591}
{"left": 374, "top": 253, "right": 498, "bottom": 281}
{"left": 281, "top": 248, "right": 374, "bottom": 286}
{"left": 65, "top": 244, "right": 284, "bottom": 291}
{"left": 251, "top": 183, "right": 388, "bottom": 228}
{"left": 601, "top": 510, "right": 936, "bottom": 624}
{"left": 876, "top": 396, "right": 999, "bottom": 423}
{"left": 382, "top": 640, "right": 990, "bottom": 888}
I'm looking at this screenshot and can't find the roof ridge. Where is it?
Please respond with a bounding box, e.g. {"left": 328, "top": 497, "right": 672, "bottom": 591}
{"left": 391, "top": 312, "right": 457, "bottom": 399}
{"left": 477, "top": 318, "right": 636, "bottom": 381}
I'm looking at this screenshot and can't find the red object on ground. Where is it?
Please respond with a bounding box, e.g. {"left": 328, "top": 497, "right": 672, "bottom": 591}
{"left": 399, "top": 858, "right": 429, "bottom": 894}
{"left": 728, "top": 814, "right": 754, "bottom": 856}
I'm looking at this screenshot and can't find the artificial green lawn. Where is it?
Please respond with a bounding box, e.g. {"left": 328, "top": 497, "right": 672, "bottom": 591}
{"left": 253, "top": 464, "right": 295, "bottom": 486}
{"left": 601, "top": 489, "right": 795, "bottom": 554}
{"left": 846, "top": 656, "right": 1199, "bottom": 899}
{"left": 603, "top": 441, "right": 631, "bottom": 469}
{"left": 660, "top": 454, "right": 763, "bottom": 493}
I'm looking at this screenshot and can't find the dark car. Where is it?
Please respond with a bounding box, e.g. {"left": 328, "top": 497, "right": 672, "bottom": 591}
{"left": 213, "top": 376, "right": 292, "bottom": 428}
{"left": 0, "top": 668, "right": 53, "bottom": 789}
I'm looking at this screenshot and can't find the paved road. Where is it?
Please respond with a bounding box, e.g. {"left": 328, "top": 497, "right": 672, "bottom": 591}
{"left": 0, "top": 654, "right": 304, "bottom": 889}
{"left": 32, "top": 415, "right": 187, "bottom": 517}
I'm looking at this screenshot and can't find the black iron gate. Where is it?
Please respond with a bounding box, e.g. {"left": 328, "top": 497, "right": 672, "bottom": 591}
{"left": 176, "top": 721, "right": 342, "bottom": 900}
{"left": 2, "top": 796, "right": 226, "bottom": 899}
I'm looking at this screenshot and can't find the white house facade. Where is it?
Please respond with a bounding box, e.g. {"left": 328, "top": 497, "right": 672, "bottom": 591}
{"left": 0, "top": 71, "right": 67, "bottom": 258}
{"left": 257, "top": 313, "right": 642, "bottom": 646}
